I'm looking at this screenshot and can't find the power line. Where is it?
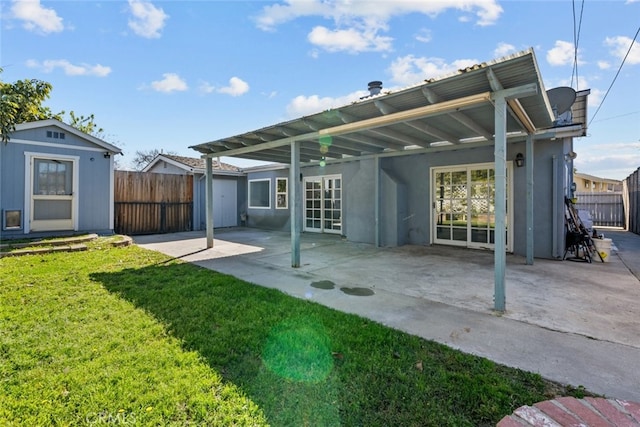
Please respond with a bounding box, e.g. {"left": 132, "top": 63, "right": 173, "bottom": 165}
{"left": 589, "top": 26, "right": 640, "bottom": 126}
{"left": 571, "top": 0, "right": 585, "bottom": 89}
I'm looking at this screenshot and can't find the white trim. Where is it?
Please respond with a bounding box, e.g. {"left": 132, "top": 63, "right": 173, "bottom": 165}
{"left": 14, "top": 119, "right": 122, "bottom": 153}
{"left": 275, "top": 177, "right": 288, "bottom": 209}
{"left": 108, "top": 156, "right": 115, "bottom": 231}
{"left": 10, "top": 138, "right": 116, "bottom": 154}
{"left": 24, "top": 151, "right": 80, "bottom": 233}
{"left": 248, "top": 178, "right": 271, "bottom": 209}
{"left": 430, "top": 162, "right": 514, "bottom": 251}
{"left": 303, "top": 174, "right": 342, "bottom": 234}
{"left": 143, "top": 155, "right": 196, "bottom": 173}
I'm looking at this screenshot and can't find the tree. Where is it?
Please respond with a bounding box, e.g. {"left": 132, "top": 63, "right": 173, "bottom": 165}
{"left": 131, "top": 149, "right": 177, "bottom": 171}
{"left": 0, "top": 67, "right": 62, "bottom": 143}
{"left": 67, "top": 111, "right": 105, "bottom": 138}
{"left": 1, "top": 69, "right": 122, "bottom": 167}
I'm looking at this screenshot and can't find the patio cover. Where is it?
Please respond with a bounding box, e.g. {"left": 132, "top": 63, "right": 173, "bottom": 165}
{"left": 190, "top": 48, "right": 558, "bottom": 312}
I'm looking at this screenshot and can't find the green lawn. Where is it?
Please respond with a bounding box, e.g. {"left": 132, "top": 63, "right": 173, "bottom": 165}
{"left": 0, "top": 239, "right": 586, "bottom": 426}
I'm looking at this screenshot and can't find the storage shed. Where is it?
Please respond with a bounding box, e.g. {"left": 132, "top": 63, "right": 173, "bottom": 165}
{"left": 0, "top": 119, "right": 122, "bottom": 239}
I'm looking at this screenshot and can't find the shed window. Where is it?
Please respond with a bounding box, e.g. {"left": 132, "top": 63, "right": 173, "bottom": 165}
{"left": 276, "top": 177, "right": 288, "bottom": 209}
{"left": 249, "top": 179, "right": 271, "bottom": 209}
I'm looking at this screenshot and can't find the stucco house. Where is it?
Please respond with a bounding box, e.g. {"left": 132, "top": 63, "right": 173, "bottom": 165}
{"left": 143, "top": 154, "right": 245, "bottom": 230}
{"left": 574, "top": 171, "right": 623, "bottom": 193}
{"left": 0, "top": 119, "right": 122, "bottom": 239}
{"left": 189, "top": 49, "right": 587, "bottom": 311}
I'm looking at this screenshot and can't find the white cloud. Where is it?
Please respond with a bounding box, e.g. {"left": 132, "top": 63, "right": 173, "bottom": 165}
{"left": 11, "top": 0, "right": 64, "bottom": 34}
{"left": 255, "top": 0, "right": 502, "bottom": 53}
{"left": 286, "top": 90, "right": 367, "bottom": 117}
{"left": 604, "top": 36, "right": 640, "bottom": 65}
{"left": 198, "top": 77, "right": 250, "bottom": 97}
{"left": 150, "top": 73, "right": 188, "bottom": 93}
{"left": 415, "top": 29, "right": 432, "bottom": 44}
{"left": 597, "top": 60, "right": 611, "bottom": 70}
{"left": 547, "top": 40, "right": 582, "bottom": 66}
{"left": 128, "top": 0, "right": 168, "bottom": 39}
{"left": 218, "top": 77, "right": 250, "bottom": 97}
{"left": 493, "top": 42, "right": 516, "bottom": 58}
{"left": 574, "top": 141, "right": 640, "bottom": 180}
{"left": 388, "top": 55, "right": 479, "bottom": 86}
{"left": 26, "top": 59, "right": 111, "bottom": 77}
{"left": 308, "top": 25, "right": 392, "bottom": 53}
{"left": 199, "top": 81, "right": 215, "bottom": 94}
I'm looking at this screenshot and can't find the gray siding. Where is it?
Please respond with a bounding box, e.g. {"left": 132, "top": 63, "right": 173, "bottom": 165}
{"left": 147, "top": 161, "right": 190, "bottom": 175}
{"left": 242, "top": 139, "right": 569, "bottom": 259}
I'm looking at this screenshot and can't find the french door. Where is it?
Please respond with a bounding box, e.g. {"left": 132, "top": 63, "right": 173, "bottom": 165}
{"left": 27, "top": 154, "right": 78, "bottom": 232}
{"left": 304, "top": 175, "right": 342, "bottom": 234}
{"left": 432, "top": 163, "right": 512, "bottom": 250}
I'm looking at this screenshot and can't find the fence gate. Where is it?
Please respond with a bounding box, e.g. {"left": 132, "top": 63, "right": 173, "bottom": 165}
{"left": 625, "top": 169, "right": 640, "bottom": 234}
{"left": 114, "top": 171, "right": 193, "bottom": 235}
{"left": 574, "top": 192, "right": 624, "bottom": 228}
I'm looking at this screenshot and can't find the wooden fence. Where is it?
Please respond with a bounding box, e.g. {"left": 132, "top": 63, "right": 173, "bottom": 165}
{"left": 114, "top": 171, "right": 193, "bottom": 235}
{"left": 574, "top": 191, "right": 624, "bottom": 228}
{"left": 625, "top": 169, "right": 640, "bottom": 235}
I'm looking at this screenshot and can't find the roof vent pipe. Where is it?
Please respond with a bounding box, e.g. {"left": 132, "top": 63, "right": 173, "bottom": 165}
{"left": 368, "top": 81, "right": 382, "bottom": 96}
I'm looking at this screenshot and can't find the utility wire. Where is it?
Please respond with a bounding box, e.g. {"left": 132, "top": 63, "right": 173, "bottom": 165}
{"left": 571, "top": 0, "right": 585, "bottom": 89}
{"left": 589, "top": 26, "right": 640, "bottom": 126}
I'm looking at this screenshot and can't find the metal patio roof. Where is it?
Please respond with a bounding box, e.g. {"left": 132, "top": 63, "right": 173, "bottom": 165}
{"left": 190, "top": 48, "right": 554, "bottom": 164}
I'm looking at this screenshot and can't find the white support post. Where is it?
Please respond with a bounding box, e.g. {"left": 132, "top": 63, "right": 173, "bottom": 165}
{"left": 205, "top": 156, "right": 214, "bottom": 248}
{"left": 290, "top": 141, "right": 301, "bottom": 267}
{"left": 374, "top": 156, "right": 381, "bottom": 247}
{"left": 526, "top": 134, "right": 534, "bottom": 265}
{"left": 494, "top": 95, "right": 507, "bottom": 312}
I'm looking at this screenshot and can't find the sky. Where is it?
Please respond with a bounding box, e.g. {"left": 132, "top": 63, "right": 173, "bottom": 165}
{"left": 1, "top": 0, "right": 639, "bottom": 180}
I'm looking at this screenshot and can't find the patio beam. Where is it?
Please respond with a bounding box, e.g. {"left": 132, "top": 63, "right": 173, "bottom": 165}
{"left": 492, "top": 83, "right": 539, "bottom": 312}
{"left": 205, "top": 156, "right": 214, "bottom": 248}
{"left": 290, "top": 141, "right": 301, "bottom": 267}
{"left": 494, "top": 93, "right": 507, "bottom": 313}
{"left": 322, "top": 92, "right": 492, "bottom": 139}
{"left": 204, "top": 131, "right": 319, "bottom": 159}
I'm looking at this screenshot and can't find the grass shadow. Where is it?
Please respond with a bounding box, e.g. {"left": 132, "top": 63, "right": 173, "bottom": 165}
{"left": 92, "top": 258, "right": 566, "bottom": 427}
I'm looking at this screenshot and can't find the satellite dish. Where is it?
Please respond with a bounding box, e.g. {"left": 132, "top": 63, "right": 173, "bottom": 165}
{"left": 546, "top": 87, "right": 576, "bottom": 116}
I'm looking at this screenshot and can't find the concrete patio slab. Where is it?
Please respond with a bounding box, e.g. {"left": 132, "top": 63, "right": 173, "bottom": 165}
{"left": 134, "top": 228, "right": 640, "bottom": 402}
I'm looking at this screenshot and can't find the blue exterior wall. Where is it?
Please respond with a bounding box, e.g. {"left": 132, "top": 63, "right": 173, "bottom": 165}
{"left": 0, "top": 124, "right": 115, "bottom": 239}
{"left": 244, "top": 138, "right": 569, "bottom": 259}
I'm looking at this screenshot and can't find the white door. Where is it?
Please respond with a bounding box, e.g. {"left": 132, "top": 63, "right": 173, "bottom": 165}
{"left": 28, "top": 155, "right": 78, "bottom": 232}
{"left": 432, "top": 163, "right": 512, "bottom": 251}
{"left": 304, "top": 175, "right": 342, "bottom": 234}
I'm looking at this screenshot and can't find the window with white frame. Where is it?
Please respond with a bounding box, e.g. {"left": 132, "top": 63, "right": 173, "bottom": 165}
{"left": 276, "top": 177, "right": 288, "bottom": 209}
{"left": 249, "top": 179, "right": 271, "bottom": 209}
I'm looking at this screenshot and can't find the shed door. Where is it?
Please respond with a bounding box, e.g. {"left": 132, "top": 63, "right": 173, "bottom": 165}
{"left": 213, "top": 179, "right": 237, "bottom": 228}
{"left": 29, "top": 157, "right": 78, "bottom": 232}
{"left": 199, "top": 178, "right": 238, "bottom": 230}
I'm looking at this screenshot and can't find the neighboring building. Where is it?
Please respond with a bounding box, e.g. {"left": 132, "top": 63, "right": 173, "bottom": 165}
{"left": 574, "top": 171, "right": 623, "bottom": 193}
{"left": 190, "top": 49, "right": 588, "bottom": 265}
{"left": 143, "top": 154, "right": 244, "bottom": 230}
{"left": 0, "top": 119, "right": 122, "bottom": 239}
